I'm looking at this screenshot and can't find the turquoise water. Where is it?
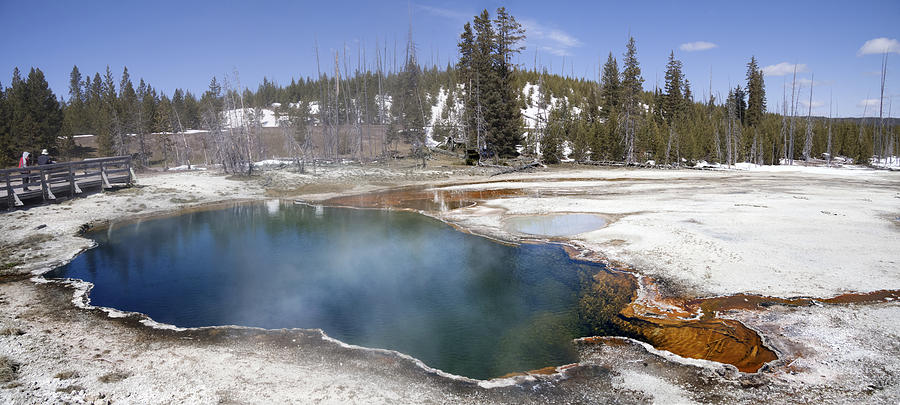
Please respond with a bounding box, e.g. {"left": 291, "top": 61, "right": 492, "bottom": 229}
{"left": 51, "top": 201, "right": 605, "bottom": 379}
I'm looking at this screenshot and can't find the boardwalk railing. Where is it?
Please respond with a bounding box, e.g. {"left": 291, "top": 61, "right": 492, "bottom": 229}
{"left": 1, "top": 156, "right": 133, "bottom": 208}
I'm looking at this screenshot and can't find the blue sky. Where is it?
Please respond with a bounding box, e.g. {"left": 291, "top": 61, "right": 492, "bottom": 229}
{"left": 2, "top": 0, "right": 898, "bottom": 117}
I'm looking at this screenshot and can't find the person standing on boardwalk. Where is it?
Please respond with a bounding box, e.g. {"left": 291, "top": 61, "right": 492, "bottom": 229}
{"left": 37, "top": 149, "right": 55, "bottom": 165}
{"left": 18, "top": 151, "right": 31, "bottom": 191}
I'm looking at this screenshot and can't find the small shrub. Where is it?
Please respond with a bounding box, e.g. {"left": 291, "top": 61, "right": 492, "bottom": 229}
{"left": 54, "top": 370, "right": 79, "bottom": 380}
{"left": 98, "top": 371, "right": 130, "bottom": 383}
{"left": 0, "top": 356, "right": 20, "bottom": 383}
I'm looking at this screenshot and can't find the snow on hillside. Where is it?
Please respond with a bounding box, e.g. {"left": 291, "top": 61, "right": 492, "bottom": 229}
{"left": 222, "top": 107, "right": 286, "bottom": 128}
{"left": 424, "top": 87, "right": 463, "bottom": 147}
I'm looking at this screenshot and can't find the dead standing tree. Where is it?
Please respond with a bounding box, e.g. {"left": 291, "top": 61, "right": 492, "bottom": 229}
{"left": 780, "top": 79, "right": 788, "bottom": 162}
{"left": 788, "top": 65, "right": 799, "bottom": 165}
{"left": 876, "top": 52, "right": 888, "bottom": 161}
{"left": 376, "top": 40, "right": 388, "bottom": 158}
{"left": 802, "top": 74, "right": 815, "bottom": 161}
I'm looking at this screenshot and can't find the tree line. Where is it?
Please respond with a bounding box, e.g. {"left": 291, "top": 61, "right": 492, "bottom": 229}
{"left": 1, "top": 6, "right": 896, "bottom": 169}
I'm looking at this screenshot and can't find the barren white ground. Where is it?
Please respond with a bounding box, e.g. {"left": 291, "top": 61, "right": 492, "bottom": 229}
{"left": 0, "top": 165, "right": 898, "bottom": 404}
{"left": 440, "top": 166, "right": 900, "bottom": 298}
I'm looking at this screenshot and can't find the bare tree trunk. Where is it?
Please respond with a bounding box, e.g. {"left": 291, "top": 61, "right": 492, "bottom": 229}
{"left": 334, "top": 51, "right": 342, "bottom": 160}
{"left": 377, "top": 40, "right": 387, "bottom": 158}
{"left": 362, "top": 44, "right": 370, "bottom": 160}
{"left": 788, "top": 66, "right": 798, "bottom": 165}
{"left": 780, "top": 79, "right": 788, "bottom": 163}
{"left": 827, "top": 93, "right": 833, "bottom": 166}
{"left": 877, "top": 52, "right": 888, "bottom": 160}
{"left": 714, "top": 122, "right": 722, "bottom": 163}
{"left": 665, "top": 125, "right": 674, "bottom": 165}
{"left": 803, "top": 74, "right": 814, "bottom": 161}
{"left": 172, "top": 107, "right": 191, "bottom": 169}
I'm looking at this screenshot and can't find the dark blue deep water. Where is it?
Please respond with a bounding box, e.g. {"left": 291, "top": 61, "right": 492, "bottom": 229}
{"left": 51, "top": 201, "right": 604, "bottom": 379}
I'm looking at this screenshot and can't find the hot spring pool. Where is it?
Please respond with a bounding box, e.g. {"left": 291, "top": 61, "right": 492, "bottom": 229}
{"left": 51, "top": 201, "right": 610, "bottom": 379}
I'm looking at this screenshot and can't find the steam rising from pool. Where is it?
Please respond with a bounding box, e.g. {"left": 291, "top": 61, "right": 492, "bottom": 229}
{"left": 51, "top": 201, "right": 607, "bottom": 379}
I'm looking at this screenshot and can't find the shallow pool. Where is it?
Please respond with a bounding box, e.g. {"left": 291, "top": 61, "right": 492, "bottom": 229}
{"left": 504, "top": 213, "right": 608, "bottom": 237}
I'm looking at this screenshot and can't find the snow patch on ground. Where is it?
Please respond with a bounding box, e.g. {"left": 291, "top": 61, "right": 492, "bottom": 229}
{"left": 871, "top": 156, "right": 900, "bottom": 169}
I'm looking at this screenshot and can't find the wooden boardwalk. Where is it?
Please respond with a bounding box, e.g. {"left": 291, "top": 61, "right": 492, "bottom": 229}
{"left": 1, "top": 156, "right": 133, "bottom": 209}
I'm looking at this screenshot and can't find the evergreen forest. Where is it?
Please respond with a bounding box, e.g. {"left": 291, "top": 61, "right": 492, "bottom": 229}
{"left": 1, "top": 7, "right": 896, "bottom": 170}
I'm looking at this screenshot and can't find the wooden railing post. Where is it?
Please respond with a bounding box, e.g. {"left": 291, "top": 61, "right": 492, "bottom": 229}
{"left": 68, "top": 164, "right": 75, "bottom": 195}
{"left": 4, "top": 172, "right": 11, "bottom": 209}
{"left": 39, "top": 167, "right": 48, "bottom": 202}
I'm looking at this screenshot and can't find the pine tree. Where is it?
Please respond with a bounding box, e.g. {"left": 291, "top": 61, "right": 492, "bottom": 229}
{"left": 458, "top": 8, "right": 526, "bottom": 160}
{"left": 571, "top": 114, "right": 591, "bottom": 161}
{"left": 118, "top": 66, "right": 137, "bottom": 156}
{"left": 96, "top": 66, "right": 119, "bottom": 156}
{"left": 663, "top": 51, "right": 684, "bottom": 123}
{"left": 23, "top": 68, "right": 63, "bottom": 156}
{"left": 136, "top": 78, "right": 156, "bottom": 167}
{"left": 0, "top": 68, "right": 63, "bottom": 163}
{"left": 745, "top": 56, "right": 766, "bottom": 128}
{"left": 732, "top": 85, "right": 747, "bottom": 126}
{"left": 0, "top": 81, "right": 11, "bottom": 166}
{"left": 541, "top": 98, "right": 567, "bottom": 163}
{"left": 457, "top": 22, "right": 477, "bottom": 148}
{"left": 66, "top": 65, "right": 87, "bottom": 133}
{"left": 620, "top": 36, "right": 644, "bottom": 164}
{"left": 490, "top": 7, "right": 526, "bottom": 157}
{"left": 663, "top": 51, "right": 685, "bottom": 164}
{"left": 683, "top": 79, "right": 692, "bottom": 104}
{"left": 471, "top": 9, "right": 497, "bottom": 157}
{"left": 600, "top": 52, "right": 621, "bottom": 116}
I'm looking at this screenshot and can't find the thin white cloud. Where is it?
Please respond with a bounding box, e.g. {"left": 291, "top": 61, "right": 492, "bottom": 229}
{"left": 547, "top": 30, "right": 580, "bottom": 48}
{"left": 416, "top": 5, "right": 472, "bottom": 22}
{"left": 800, "top": 100, "right": 825, "bottom": 109}
{"left": 539, "top": 46, "right": 568, "bottom": 57}
{"left": 679, "top": 41, "right": 717, "bottom": 52}
{"left": 857, "top": 98, "right": 881, "bottom": 108}
{"left": 521, "top": 18, "right": 582, "bottom": 57}
{"left": 796, "top": 78, "right": 831, "bottom": 87}
{"left": 763, "top": 62, "right": 809, "bottom": 76}
{"left": 857, "top": 37, "right": 900, "bottom": 56}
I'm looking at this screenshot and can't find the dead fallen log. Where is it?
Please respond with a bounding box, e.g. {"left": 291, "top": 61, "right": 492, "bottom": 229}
{"left": 430, "top": 147, "right": 462, "bottom": 158}
{"left": 490, "top": 161, "right": 543, "bottom": 177}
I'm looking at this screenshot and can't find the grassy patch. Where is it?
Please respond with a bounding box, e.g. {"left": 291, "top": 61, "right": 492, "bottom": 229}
{"left": 0, "top": 356, "right": 19, "bottom": 383}
{"left": 55, "top": 384, "right": 85, "bottom": 393}
{"left": 225, "top": 174, "right": 255, "bottom": 181}
{"left": 54, "top": 370, "right": 79, "bottom": 380}
{"left": 22, "top": 233, "right": 53, "bottom": 245}
{"left": 0, "top": 261, "right": 24, "bottom": 273}
{"left": 98, "top": 371, "right": 130, "bottom": 383}
{"left": 0, "top": 327, "right": 24, "bottom": 336}
{"left": 111, "top": 186, "right": 144, "bottom": 195}
{"left": 127, "top": 203, "right": 148, "bottom": 213}
{"left": 170, "top": 196, "right": 200, "bottom": 204}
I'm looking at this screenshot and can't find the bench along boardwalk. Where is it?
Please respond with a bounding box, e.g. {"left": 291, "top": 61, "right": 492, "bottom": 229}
{"left": 1, "top": 156, "right": 133, "bottom": 208}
